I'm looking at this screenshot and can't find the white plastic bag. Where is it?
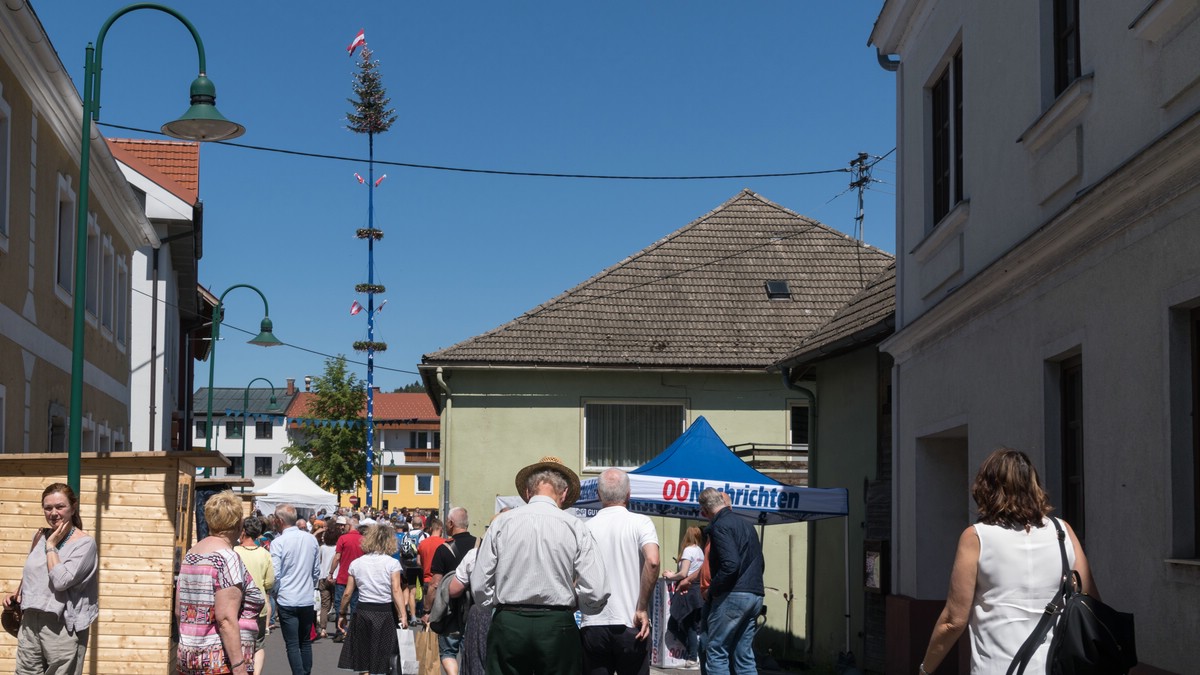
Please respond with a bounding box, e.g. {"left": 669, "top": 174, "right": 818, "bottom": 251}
{"left": 396, "top": 627, "right": 419, "bottom": 675}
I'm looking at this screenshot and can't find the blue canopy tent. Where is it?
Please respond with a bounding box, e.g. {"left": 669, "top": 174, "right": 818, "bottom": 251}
{"left": 576, "top": 415, "right": 853, "bottom": 654}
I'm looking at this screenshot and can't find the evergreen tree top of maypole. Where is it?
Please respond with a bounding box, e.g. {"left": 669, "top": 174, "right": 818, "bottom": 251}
{"left": 346, "top": 45, "right": 397, "bottom": 135}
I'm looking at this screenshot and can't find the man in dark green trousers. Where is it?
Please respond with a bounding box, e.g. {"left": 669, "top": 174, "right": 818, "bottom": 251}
{"left": 471, "top": 456, "right": 610, "bottom": 675}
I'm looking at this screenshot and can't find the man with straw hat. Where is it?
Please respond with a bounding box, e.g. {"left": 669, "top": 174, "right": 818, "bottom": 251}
{"left": 472, "top": 456, "right": 609, "bottom": 675}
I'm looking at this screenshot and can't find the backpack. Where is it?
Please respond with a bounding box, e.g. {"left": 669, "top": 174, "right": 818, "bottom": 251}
{"left": 399, "top": 531, "right": 422, "bottom": 564}
{"left": 427, "top": 542, "right": 472, "bottom": 635}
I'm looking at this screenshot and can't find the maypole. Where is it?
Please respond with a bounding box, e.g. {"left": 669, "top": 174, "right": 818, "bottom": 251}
{"left": 347, "top": 33, "right": 395, "bottom": 510}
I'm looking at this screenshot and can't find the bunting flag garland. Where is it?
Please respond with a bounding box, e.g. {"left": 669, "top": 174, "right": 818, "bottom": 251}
{"left": 350, "top": 300, "right": 363, "bottom": 316}
{"left": 222, "top": 409, "right": 287, "bottom": 424}
{"left": 347, "top": 29, "right": 366, "bottom": 57}
{"left": 376, "top": 299, "right": 388, "bottom": 313}
{"left": 354, "top": 172, "right": 365, "bottom": 184}
{"left": 289, "top": 417, "right": 376, "bottom": 430}
{"left": 374, "top": 174, "right": 387, "bottom": 187}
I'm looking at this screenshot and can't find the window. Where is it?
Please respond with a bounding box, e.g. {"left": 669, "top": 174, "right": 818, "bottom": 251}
{"left": 84, "top": 217, "right": 99, "bottom": 318}
{"left": 382, "top": 474, "right": 399, "bottom": 493}
{"left": 225, "top": 420, "right": 244, "bottom": 440}
{"left": 410, "top": 431, "right": 435, "bottom": 449}
{"left": 765, "top": 280, "right": 792, "bottom": 300}
{"left": 790, "top": 404, "right": 810, "bottom": 449}
{"left": 0, "top": 89, "right": 9, "bottom": 246}
{"left": 1060, "top": 355, "right": 1085, "bottom": 542}
{"left": 1053, "top": 0, "right": 1081, "bottom": 96}
{"left": 55, "top": 176, "right": 76, "bottom": 295}
{"left": 195, "top": 420, "right": 208, "bottom": 438}
{"left": 227, "top": 456, "right": 243, "bottom": 477}
{"left": 255, "top": 457, "right": 272, "bottom": 477}
{"left": 415, "top": 474, "right": 433, "bottom": 494}
{"left": 47, "top": 402, "right": 67, "bottom": 453}
{"left": 100, "top": 237, "right": 114, "bottom": 334}
{"left": 433, "top": 432, "right": 441, "bottom": 449}
{"left": 584, "top": 401, "right": 686, "bottom": 468}
{"left": 255, "top": 421, "right": 273, "bottom": 439}
{"left": 930, "top": 48, "right": 964, "bottom": 227}
{"left": 115, "top": 257, "right": 128, "bottom": 348}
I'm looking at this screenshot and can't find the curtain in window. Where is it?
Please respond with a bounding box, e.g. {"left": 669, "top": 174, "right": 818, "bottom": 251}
{"left": 585, "top": 403, "right": 684, "bottom": 468}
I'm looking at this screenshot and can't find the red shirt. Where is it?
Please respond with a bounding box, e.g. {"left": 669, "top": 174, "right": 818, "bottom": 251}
{"left": 417, "top": 535, "right": 446, "bottom": 583}
{"left": 334, "top": 530, "right": 364, "bottom": 585}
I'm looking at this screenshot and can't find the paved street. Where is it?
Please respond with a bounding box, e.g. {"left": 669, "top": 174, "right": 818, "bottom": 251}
{"left": 261, "top": 620, "right": 695, "bottom": 675}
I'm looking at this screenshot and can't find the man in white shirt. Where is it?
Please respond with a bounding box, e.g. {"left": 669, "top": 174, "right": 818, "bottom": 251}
{"left": 581, "top": 468, "right": 661, "bottom": 675}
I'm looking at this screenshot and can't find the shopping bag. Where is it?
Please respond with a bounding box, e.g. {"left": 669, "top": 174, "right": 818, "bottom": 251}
{"left": 396, "top": 627, "right": 419, "bottom": 675}
{"left": 416, "top": 628, "right": 440, "bottom": 675}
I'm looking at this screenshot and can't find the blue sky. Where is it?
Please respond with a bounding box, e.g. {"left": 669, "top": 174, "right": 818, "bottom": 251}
{"left": 36, "top": 2, "right": 895, "bottom": 391}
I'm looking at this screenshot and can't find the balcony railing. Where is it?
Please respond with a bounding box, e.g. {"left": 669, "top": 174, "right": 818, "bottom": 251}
{"left": 729, "top": 443, "right": 809, "bottom": 486}
{"left": 402, "top": 448, "right": 440, "bottom": 464}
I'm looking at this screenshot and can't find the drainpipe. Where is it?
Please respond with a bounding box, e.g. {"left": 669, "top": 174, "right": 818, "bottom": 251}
{"left": 148, "top": 246, "right": 160, "bottom": 451}
{"left": 436, "top": 367, "right": 452, "bottom": 517}
{"left": 781, "top": 366, "right": 825, "bottom": 661}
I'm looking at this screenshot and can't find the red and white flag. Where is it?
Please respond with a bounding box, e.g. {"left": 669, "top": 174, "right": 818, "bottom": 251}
{"left": 374, "top": 174, "right": 387, "bottom": 187}
{"left": 376, "top": 299, "right": 388, "bottom": 313}
{"left": 354, "top": 172, "right": 365, "bottom": 184}
{"left": 347, "top": 29, "right": 366, "bottom": 57}
{"left": 350, "top": 300, "right": 363, "bottom": 316}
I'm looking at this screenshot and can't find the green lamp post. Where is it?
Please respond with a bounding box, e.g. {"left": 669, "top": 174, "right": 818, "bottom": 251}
{"left": 67, "top": 3, "right": 245, "bottom": 493}
{"left": 239, "top": 378, "right": 278, "bottom": 491}
{"left": 205, "top": 284, "right": 283, "bottom": 461}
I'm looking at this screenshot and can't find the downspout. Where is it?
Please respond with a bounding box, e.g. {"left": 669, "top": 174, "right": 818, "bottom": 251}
{"left": 149, "top": 246, "right": 160, "bottom": 451}
{"left": 781, "top": 367, "right": 820, "bottom": 660}
{"left": 436, "top": 367, "right": 452, "bottom": 517}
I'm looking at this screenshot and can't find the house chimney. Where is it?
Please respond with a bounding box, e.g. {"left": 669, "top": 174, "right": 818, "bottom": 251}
{"left": 286, "top": 378, "right": 296, "bottom": 396}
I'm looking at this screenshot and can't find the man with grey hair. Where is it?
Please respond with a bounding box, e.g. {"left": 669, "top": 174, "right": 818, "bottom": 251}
{"left": 430, "top": 506, "right": 477, "bottom": 675}
{"left": 581, "top": 468, "right": 661, "bottom": 675}
{"left": 698, "top": 487, "right": 763, "bottom": 675}
{"left": 473, "top": 456, "right": 609, "bottom": 675}
{"left": 271, "top": 504, "right": 321, "bottom": 675}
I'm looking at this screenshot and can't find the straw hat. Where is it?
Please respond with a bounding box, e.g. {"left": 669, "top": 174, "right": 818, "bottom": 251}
{"left": 515, "top": 456, "right": 581, "bottom": 508}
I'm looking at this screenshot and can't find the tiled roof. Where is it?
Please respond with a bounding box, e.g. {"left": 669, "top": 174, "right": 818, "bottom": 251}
{"left": 285, "top": 392, "right": 437, "bottom": 422}
{"left": 775, "top": 262, "right": 895, "bottom": 368}
{"left": 422, "top": 190, "right": 894, "bottom": 369}
{"left": 107, "top": 138, "right": 199, "bottom": 204}
{"left": 193, "top": 388, "right": 297, "bottom": 416}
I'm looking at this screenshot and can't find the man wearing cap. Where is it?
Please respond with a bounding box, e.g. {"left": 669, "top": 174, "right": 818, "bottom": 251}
{"left": 472, "top": 456, "right": 609, "bottom": 675}
{"left": 327, "top": 515, "right": 365, "bottom": 642}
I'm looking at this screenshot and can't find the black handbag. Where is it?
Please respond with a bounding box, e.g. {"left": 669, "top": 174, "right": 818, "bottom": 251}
{"left": 1007, "top": 518, "right": 1137, "bottom": 675}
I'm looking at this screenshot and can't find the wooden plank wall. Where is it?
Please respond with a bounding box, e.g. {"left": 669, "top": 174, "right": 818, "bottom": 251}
{"left": 0, "top": 458, "right": 190, "bottom": 674}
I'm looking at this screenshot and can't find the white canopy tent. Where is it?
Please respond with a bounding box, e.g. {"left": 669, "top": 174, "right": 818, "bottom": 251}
{"left": 255, "top": 466, "right": 338, "bottom": 516}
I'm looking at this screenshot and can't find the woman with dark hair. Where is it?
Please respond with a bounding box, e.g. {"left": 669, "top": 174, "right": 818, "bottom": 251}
{"left": 317, "top": 526, "right": 340, "bottom": 639}
{"left": 3, "top": 483, "right": 99, "bottom": 674}
{"left": 919, "top": 448, "right": 1098, "bottom": 674}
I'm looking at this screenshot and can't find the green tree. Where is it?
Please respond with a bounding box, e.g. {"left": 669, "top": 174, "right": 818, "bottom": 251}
{"left": 393, "top": 380, "right": 425, "bottom": 393}
{"left": 283, "top": 356, "right": 367, "bottom": 492}
{"left": 346, "top": 46, "right": 396, "bottom": 135}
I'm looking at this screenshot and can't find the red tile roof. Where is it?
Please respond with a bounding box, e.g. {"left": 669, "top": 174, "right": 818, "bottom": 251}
{"left": 107, "top": 138, "right": 199, "bottom": 204}
{"left": 285, "top": 391, "right": 438, "bottom": 422}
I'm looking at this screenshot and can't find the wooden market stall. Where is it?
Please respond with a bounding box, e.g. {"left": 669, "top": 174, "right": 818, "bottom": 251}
{"left": 0, "top": 451, "right": 226, "bottom": 675}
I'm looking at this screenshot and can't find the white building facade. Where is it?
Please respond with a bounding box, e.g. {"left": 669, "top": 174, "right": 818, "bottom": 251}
{"left": 872, "top": 1, "right": 1200, "bottom": 671}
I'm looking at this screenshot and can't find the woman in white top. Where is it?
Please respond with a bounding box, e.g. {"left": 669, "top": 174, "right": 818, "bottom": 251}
{"left": 919, "top": 448, "right": 1098, "bottom": 675}
{"left": 337, "top": 523, "right": 409, "bottom": 675}
{"left": 317, "top": 526, "right": 339, "bottom": 639}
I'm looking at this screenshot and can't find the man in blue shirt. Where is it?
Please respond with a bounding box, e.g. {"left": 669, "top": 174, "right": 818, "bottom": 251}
{"left": 699, "top": 487, "right": 764, "bottom": 675}
{"left": 270, "top": 504, "right": 321, "bottom": 675}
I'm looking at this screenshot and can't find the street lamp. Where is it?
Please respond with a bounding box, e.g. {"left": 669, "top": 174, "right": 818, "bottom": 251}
{"left": 240, "top": 377, "right": 278, "bottom": 491}
{"left": 206, "top": 284, "right": 283, "bottom": 457}
{"left": 67, "top": 3, "right": 245, "bottom": 493}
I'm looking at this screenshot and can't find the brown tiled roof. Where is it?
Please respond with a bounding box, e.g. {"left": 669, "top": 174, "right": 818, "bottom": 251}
{"left": 422, "top": 190, "right": 894, "bottom": 369}
{"left": 285, "top": 392, "right": 437, "bottom": 422}
{"left": 775, "top": 261, "right": 895, "bottom": 368}
{"left": 107, "top": 138, "right": 199, "bottom": 204}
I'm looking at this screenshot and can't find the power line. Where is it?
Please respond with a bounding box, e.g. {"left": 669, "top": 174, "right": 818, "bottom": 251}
{"left": 99, "top": 121, "right": 855, "bottom": 181}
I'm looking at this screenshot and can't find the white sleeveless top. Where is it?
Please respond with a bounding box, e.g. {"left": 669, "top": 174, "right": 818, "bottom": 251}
{"left": 969, "top": 517, "right": 1075, "bottom": 674}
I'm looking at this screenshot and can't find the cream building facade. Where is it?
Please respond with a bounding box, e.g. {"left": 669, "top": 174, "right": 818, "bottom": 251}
{"left": 872, "top": 1, "right": 1200, "bottom": 671}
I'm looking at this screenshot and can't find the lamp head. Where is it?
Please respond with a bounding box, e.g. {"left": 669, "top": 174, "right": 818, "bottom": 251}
{"left": 248, "top": 318, "right": 282, "bottom": 347}
{"left": 267, "top": 395, "right": 279, "bottom": 411}
{"left": 161, "top": 75, "right": 245, "bottom": 141}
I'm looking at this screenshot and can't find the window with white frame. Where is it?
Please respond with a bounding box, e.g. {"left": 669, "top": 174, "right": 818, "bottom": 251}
{"left": 115, "top": 256, "right": 128, "bottom": 348}
{"left": 195, "top": 420, "right": 208, "bottom": 438}
{"left": 415, "top": 474, "right": 433, "bottom": 494}
{"left": 584, "top": 401, "right": 686, "bottom": 468}
{"left": 0, "top": 88, "right": 11, "bottom": 248}
{"left": 55, "top": 176, "right": 76, "bottom": 296}
{"left": 84, "top": 216, "right": 99, "bottom": 319}
{"left": 929, "top": 47, "right": 964, "bottom": 228}
{"left": 100, "top": 236, "right": 114, "bottom": 334}
{"left": 225, "top": 420, "right": 244, "bottom": 440}
{"left": 382, "top": 474, "right": 399, "bottom": 493}
{"left": 255, "top": 421, "right": 273, "bottom": 439}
